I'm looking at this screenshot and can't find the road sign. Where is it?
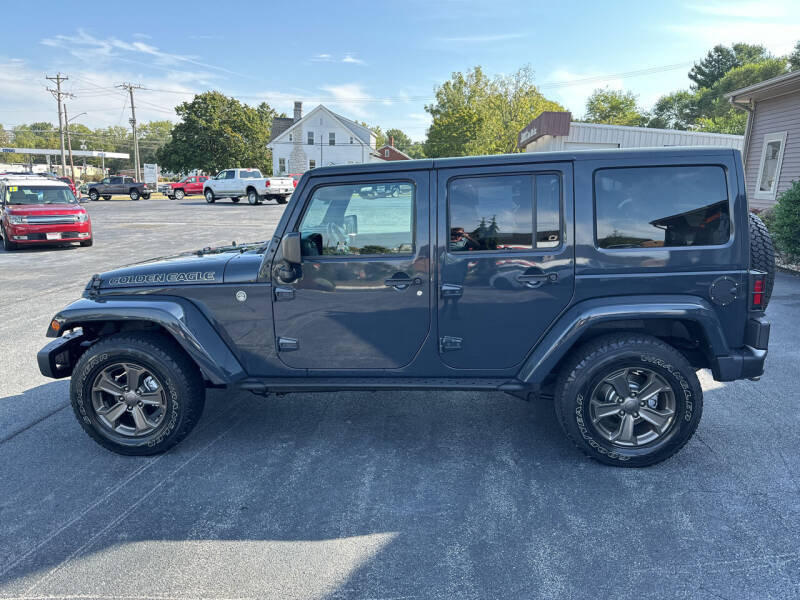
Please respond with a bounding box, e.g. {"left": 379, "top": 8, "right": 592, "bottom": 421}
{"left": 143, "top": 163, "right": 158, "bottom": 184}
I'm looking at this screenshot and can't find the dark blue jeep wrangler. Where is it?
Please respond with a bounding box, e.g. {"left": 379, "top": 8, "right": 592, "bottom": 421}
{"left": 38, "top": 148, "right": 773, "bottom": 466}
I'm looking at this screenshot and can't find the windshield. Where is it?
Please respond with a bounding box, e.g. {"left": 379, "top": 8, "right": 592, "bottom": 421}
{"left": 240, "top": 170, "right": 262, "bottom": 178}
{"left": 4, "top": 185, "right": 77, "bottom": 205}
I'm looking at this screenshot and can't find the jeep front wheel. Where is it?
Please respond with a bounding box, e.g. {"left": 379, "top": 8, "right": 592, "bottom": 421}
{"left": 70, "top": 332, "right": 205, "bottom": 455}
{"left": 554, "top": 333, "right": 702, "bottom": 467}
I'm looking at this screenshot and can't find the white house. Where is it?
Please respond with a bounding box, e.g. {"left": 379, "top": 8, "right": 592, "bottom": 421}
{"left": 268, "top": 102, "right": 380, "bottom": 175}
{"left": 519, "top": 111, "right": 743, "bottom": 153}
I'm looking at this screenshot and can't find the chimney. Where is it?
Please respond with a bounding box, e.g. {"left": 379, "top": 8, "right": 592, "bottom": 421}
{"left": 389, "top": 135, "right": 394, "bottom": 148}
{"left": 293, "top": 101, "right": 302, "bottom": 123}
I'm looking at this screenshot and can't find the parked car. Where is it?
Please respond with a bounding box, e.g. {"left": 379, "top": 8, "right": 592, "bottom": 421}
{"left": 203, "top": 168, "right": 293, "bottom": 205}
{"left": 58, "top": 177, "right": 79, "bottom": 199}
{"left": 1, "top": 174, "right": 92, "bottom": 250}
{"left": 37, "top": 148, "right": 774, "bottom": 466}
{"left": 87, "top": 176, "right": 150, "bottom": 201}
{"left": 159, "top": 175, "right": 210, "bottom": 200}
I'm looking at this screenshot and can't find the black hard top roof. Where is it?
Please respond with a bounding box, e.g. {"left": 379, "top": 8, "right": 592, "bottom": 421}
{"left": 306, "top": 146, "right": 738, "bottom": 177}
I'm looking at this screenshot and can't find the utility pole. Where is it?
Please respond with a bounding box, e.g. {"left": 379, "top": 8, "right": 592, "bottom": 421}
{"left": 64, "top": 105, "right": 76, "bottom": 182}
{"left": 46, "top": 73, "right": 72, "bottom": 176}
{"left": 118, "top": 83, "right": 143, "bottom": 181}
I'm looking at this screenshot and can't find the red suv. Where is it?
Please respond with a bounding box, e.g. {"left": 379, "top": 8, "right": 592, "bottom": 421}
{"left": 161, "top": 175, "right": 209, "bottom": 200}
{"left": 1, "top": 175, "right": 92, "bottom": 251}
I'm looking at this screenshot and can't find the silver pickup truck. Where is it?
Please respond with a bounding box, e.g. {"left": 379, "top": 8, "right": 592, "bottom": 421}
{"left": 202, "top": 168, "right": 294, "bottom": 205}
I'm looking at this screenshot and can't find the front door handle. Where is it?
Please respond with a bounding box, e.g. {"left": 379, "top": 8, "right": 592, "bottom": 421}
{"left": 385, "top": 274, "right": 422, "bottom": 290}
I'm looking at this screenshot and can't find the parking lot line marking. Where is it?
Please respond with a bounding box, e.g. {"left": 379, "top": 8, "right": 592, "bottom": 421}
{"left": 22, "top": 411, "right": 245, "bottom": 596}
{"left": 0, "top": 403, "right": 69, "bottom": 445}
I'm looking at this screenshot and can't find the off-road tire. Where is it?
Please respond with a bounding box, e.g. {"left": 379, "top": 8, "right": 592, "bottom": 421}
{"left": 88, "top": 190, "right": 99, "bottom": 201}
{"left": 70, "top": 332, "right": 205, "bottom": 455}
{"left": 554, "top": 333, "right": 703, "bottom": 468}
{"left": 205, "top": 189, "right": 215, "bottom": 203}
{"left": 748, "top": 212, "right": 775, "bottom": 309}
{"left": 79, "top": 239, "right": 93, "bottom": 247}
{"left": 174, "top": 188, "right": 185, "bottom": 200}
{"left": 129, "top": 189, "right": 140, "bottom": 201}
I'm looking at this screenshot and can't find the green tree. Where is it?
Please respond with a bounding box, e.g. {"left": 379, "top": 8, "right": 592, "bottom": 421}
{"left": 384, "top": 128, "right": 412, "bottom": 151}
{"left": 137, "top": 120, "right": 173, "bottom": 166}
{"left": 790, "top": 41, "right": 800, "bottom": 71}
{"left": 424, "top": 65, "right": 563, "bottom": 157}
{"left": 156, "top": 92, "right": 279, "bottom": 176}
{"left": 584, "top": 88, "right": 645, "bottom": 126}
{"left": 646, "top": 90, "right": 700, "bottom": 130}
{"left": 771, "top": 180, "right": 800, "bottom": 260}
{"left": 688, "top": 43, "right": 770, "bottom": 89}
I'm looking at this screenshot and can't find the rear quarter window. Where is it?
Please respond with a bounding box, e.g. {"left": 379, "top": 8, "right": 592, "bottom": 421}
{"left": 594, "top": 165, "right": 730, "bottom": 249}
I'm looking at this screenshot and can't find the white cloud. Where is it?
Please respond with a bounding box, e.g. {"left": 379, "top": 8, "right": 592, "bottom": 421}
{"left": 310, "top": 53, "right": 334, "bottom": 62}
{"left": 436, "top": 33, "right": 526, "bottom": 43}
{"left": 342, "top": 53, "right": 366, "bottom": 65}
{"left": 318, "top": 84, "right": 373, "bottom": 119}
{"left": 686, "top": 0, "right": 791, "bottom": 18}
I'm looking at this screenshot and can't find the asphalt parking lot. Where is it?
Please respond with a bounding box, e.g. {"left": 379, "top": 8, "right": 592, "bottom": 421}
{"left": 1, "top": 197, "right": 799, "bottom": 599}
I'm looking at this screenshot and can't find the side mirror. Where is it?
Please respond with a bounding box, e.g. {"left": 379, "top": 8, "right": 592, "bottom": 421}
{"left": 282, "top": 232, "right": 302, "bottom": 265}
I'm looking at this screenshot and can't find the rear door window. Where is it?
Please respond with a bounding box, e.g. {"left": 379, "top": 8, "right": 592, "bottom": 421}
{"left": 595, "top": 166, "right": 730, "bottom": 249}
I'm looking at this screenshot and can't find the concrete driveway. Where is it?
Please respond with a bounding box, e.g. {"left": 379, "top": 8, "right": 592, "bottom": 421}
{"left": 1, "top": 199, "right": 798, "bottom": 599}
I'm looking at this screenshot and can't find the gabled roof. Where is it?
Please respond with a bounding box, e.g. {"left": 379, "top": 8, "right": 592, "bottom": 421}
{"left": 376, "top": 144, "right": 412, "bottom": 160}
{"left": 726, "top": 69, "right": 800, "bottom": 105}
{"left": 270, "top": 117, "right": 295, "bottom": 141}
{"left": 267, "top": 105, "right": 377, "bottom": 146}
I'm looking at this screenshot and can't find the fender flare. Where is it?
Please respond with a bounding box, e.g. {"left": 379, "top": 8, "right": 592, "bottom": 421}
{"left": 517, "top": 295, "right": 730, "bottom": 384}
{"left": 48, "top": 297, "right": 245, "bottom": 385}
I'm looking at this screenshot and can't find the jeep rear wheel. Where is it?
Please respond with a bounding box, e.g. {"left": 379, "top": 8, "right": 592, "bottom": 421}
{"left": 70, "top": 332, "right": 205, "bottom": 455}
{"left": 554, "top": 333, "right": 702, "bottom": 467}
{"left": 205, "top": 189, "right": 215, "bottom": 203}
{"left": 748, "top": 212, "right": 775, "bottom": 308}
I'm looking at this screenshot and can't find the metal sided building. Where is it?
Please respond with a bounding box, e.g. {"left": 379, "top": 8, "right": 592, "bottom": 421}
{"left": 519, "top": 112, "right": 743, "bottom": 153}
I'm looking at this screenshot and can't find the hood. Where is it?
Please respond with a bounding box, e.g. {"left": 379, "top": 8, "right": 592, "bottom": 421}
{"left": 6, "top": 204, "right": 85, "bottom": 216}
{"left": 96, "top": 241, "right": 265, "bottom": 290}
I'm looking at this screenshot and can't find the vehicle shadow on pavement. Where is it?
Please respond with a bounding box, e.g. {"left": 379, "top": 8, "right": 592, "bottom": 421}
{"left": 2, "top": 365, "right": 799, "bottom": 599}
{"left": 0, "top": 380, "right": 71, "bottom": 444}
{"left": 0, "top": 244, "right": 79, "bottom": 254}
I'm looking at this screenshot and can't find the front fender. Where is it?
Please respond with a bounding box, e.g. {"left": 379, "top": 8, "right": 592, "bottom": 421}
{"left": 517, "top": 295, "right": 730, "bottom": 384}
{"left": 47, "top": 296, "right": 245, "bottom": 384}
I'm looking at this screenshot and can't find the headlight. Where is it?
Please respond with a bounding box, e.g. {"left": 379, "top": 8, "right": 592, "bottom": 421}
{"left": 8, "top": 215, "right": 26, "bottom": 224}
{"left": 76, "top": 212, "right": 88, "bottom": 223}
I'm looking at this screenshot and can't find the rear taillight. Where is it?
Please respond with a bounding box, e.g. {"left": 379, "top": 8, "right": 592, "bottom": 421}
{"left": 293, "top": 180, "right": 297, "bottom": 187}
{"left": 751, "top": 273, "right": 766, "bottom": 309}
{"left": 265, "top": 180, "right": 271, "bottom": 188}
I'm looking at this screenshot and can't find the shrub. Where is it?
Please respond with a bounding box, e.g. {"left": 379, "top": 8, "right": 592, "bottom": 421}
{"left": 771, "top": 180, "right": 800, "bottom": 260}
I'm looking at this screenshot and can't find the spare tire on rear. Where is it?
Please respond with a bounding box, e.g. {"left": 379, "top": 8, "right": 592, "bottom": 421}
{"left": 748, "top": 212, "right": 775, "bottom": 309}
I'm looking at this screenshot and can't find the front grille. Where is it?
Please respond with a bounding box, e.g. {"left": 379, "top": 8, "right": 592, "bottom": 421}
{"left": 26, "top": 231, "right": 82, "bottom": 240}
{"left": 26, "top": 215, "right": 78, "bottom": 224}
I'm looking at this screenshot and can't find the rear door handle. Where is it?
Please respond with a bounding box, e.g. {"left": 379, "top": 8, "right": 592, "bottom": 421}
{"left": 516, "top": 272, "right": 558, "bottom": 285}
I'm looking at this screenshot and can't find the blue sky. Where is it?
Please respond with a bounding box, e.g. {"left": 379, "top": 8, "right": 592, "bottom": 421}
{"left": 1, "top": 0, "right": 798, "bottom": 141}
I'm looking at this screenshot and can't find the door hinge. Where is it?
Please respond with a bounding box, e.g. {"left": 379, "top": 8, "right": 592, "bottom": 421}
{"left": 439, "top": 336, "right": 463, "bottom": 352}
{"left": 441, "top": 284, "right": 463, "bottom": 298}
{"left": 274, "top": 286, "right": 295, "bottom": 301}
{"left": 277, "top": 337, "right": 298, "bottom": 351}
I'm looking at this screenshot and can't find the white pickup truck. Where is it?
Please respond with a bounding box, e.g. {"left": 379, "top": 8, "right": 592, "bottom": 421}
{"left": 202, "top": 168, "right": 295, "bottom": 205}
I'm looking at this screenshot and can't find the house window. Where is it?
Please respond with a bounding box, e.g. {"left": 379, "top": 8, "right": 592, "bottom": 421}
{"left": 329, "top": 132, "right": 335, "bottom": 146}
{"left": 278, "top": 158, "right": 286, "bottom": 173}
{"left": 309, "top": 159, "right": 316, "bottom": 169}
{"left": 385, "top": 149, "right": 390, "bottom": 157}
{"left": 288, "top": 133, "right": 293, "bottom": 142}
{"left": 349, "top": 136, "right": 354, "bottom": 144}
{"left": 755, "top": 131, "right": 787, "bottom": 200}
{"left": 307, "top": 131, "right": 314, "bottom": 145}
